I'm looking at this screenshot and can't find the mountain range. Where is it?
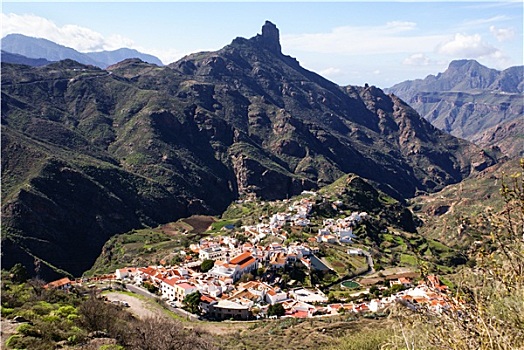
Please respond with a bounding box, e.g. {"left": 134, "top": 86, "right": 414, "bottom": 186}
{"left": 1, "top": 33, "right": 163, "bottom": 68}
{"left": 1, "top": 50, "right": 52, "bottom": 66}
{"left": 1, "top": 22, "right": 496, "bottom": 279}
{"left": 386, "top": 60, "right": 523, "bottom": 157}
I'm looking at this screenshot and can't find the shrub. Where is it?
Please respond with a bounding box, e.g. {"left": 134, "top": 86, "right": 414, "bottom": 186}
{"left": 17, "top": 323, "right": 40, "bottom": 337}
{"left": 1, "top": 306, "right": 15, "bottom": 317}
{"left": 54, "top": 305, "right": 77, "bottom": 318}
{"left": 267, "top": 303, "right": 285, "bottom": 317}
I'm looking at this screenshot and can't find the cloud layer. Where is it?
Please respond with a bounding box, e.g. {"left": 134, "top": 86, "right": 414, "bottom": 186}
{"left": 2, "top": 13, "right": 134, "bottom": 52}
{"left": 282, "top": 22, "right": 445, "bottom": 55}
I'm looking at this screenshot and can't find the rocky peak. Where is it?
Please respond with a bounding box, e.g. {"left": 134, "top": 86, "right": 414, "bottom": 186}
{"left": 252, "top": 20, "right": 282, "bottom": 54}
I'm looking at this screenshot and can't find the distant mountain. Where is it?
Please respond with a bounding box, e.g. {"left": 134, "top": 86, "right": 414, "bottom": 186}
{"left": 85, "top": 48, "right": 163, "bottom": 67}
{"left": 2, "top": 34, "right": 101, "bottom": 66}
{"left": 1, "top": 33, "right": 163, "bottom": 68}
{"left": 386, "top": 60, "right": 523, "bottom": 157}
{"left": 1, "top": 22, "right": 495, "bottom": 279}
{"left": 388, "top": 60, "right": 523, "bottom": 95}
{"left": 1, "top": 50, "right": 52, "bottom": 66}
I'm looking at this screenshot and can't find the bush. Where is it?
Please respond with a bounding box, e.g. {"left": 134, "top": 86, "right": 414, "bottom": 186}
{"left": 1, "top": 306, "right": 15, "bottom": 317}
{"left": 17, "top": 323, "right": 40, "bottom": 337}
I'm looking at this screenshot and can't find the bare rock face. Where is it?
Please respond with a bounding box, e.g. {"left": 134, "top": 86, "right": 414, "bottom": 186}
{"left": 258, "top": 20, "right": 282, "bottom": 54}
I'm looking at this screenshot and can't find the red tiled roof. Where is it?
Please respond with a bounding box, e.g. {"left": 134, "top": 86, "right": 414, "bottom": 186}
{"left": 162, "top": 277, "right": 181, "bottom": 287}
{"left": 45, "top": 277, "right": 72, "bottom": 289}
{"left": 291, "top": 310, "right": 309, "bottom": 318}
{"left": 229, "top": 252, "right": 252, "bottom": 265}
{"left": 201, "top": 295, "right": 216, "bottom": 303}
{"left": 229, "top": 252, "right": 256, "bottom": 269}
{"left": 177, "top": 282, "right": 195, "bottom": 290}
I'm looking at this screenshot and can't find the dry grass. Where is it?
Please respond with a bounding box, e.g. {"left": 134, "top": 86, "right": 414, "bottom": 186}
{"left": 218, "top": 316, "right": 391, "bottom": 350}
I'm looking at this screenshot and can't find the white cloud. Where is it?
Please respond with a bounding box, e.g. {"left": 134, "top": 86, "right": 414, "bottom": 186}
{"left": 318, "top": 67, "right": 342, "bottom": 77}
{"left": 489, "top": 25, "right": 515, "bottom": 42}
{"left": 436, "top": 33, "right": 500, "bottom": 58}
{"left": 403, "top": 53, "right": 432, "bottom": 66}
{"left": 143, "top": 47, "right": 184, "bottom": 65}
{"left": 384, "top": 21, "right": 417, "bottom": 32}
{"left": 462, "top": 15, "right": 509, "bottom": 27}
{"left": 1, "top": 13, "right": 134, "bottom": 52}
{"left": 282, "top": 22, "right": 446, "bottom": 56}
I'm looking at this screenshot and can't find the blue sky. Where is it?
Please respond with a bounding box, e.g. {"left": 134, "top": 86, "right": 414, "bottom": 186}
{"left": 2, "top": 1, "right": 522, "bottom": 87}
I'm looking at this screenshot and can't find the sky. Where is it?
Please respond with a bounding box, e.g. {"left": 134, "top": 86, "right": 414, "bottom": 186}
{"left": 2, "top": 1, "right": 523, "bottom": 87}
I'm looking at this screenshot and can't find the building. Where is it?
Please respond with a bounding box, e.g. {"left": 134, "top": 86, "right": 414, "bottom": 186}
{"left": 175, "top": 282, "right": 197, "bottom": 301}
{"left": 161, "top": 277, "right": 180, "bottom": 300}
{"left": 161, "top": 277, "right": 197, "bottom": 302}
{"left": 199, "top": 246, "right": 225, "bottom": 261}
{"left": 229, "top": 252, "right": 257, "bottom": 278}
{"left": 44, "top": 277, "right": 72, "bottom": 291}
{"left": 208, "top": 299, "right": 251, "bottom": 320}
{"left": 209, "top": 260, "right": 239, "bottom": 280}
{"left": 115, "top": 267, "right": 138, "bottom": 280}
{"left": 266, "top": 289, "right": 288, "bottom": 304}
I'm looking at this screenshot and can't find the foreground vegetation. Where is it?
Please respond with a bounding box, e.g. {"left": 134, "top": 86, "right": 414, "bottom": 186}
{"left": 1, "top": 270, "right": 218, "bottom": 350}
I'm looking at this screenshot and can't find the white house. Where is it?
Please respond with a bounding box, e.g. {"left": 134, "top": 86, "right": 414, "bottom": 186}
{"left": 161, "top": 277, "right": 181, "bottom": 301}
{"left": 115, "top": 267, "right": 138, "bottom": 280}
{"left": 265, "top": 289, "right": 288, "bottom": 304}
{"left": 229, "top": 252, "right": 257, "bottom": 277}
{"left": 209, "top": 263, "right": 239, "bottom": 280}
{"left": 369, "top": 299, "right": 383, "bottom": 312}
{"left": 199, "top": 246, "right": 225, "bottom": 261}
{"left": 339, "top": 228, "right": 355, "bottom": 243}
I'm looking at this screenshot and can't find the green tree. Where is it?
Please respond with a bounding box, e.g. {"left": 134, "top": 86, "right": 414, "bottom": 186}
{"left": 267, "top": 303, "right": 285, "bottom": 317}
{"left": 369, "top": 285, "right": 380, "bottom": 297}
{"left": 143, "top": 282, "right": 159, "bottom": 294}
{"left": 9, "top": 263, "right": 28, "bottom": 284}
{"left": 183, "top": 291, "right": 201, "bottom": 314}
{"left": 200, "top": 259, "right": 215, "bottom": 273}
{"left": 239, "top": 273, "right": 255, "bottom": 283}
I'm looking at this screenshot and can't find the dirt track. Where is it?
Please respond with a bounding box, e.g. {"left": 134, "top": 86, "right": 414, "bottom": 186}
{"left": 104, "top": 291, "right": 247, "bottom": 335}
{"left": 105, "top": 292, "right": 163, "bottom": 319}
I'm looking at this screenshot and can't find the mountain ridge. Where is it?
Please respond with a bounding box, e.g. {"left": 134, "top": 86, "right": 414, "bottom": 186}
{"left": 1, "top": 50, "right": 52, "bottom": 66}
{"left": 1, "top": 22, "right": 495, "bottom": 279}
{"left": 386, "top": 60, "right": 523, "bottom": 156}
{"left": 1, "top": 33, "right": 163, "bottom": 68}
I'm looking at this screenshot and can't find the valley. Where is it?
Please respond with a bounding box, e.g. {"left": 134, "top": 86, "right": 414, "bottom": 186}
{"left": 1, "top": 22, "right": 496, "bottom": 281}
{"left": 1, "top": 17, "right": 523, "bottom": 350}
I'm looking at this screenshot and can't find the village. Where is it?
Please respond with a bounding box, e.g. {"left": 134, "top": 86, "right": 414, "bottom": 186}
{"left": 45, "top": 192, "right": 454, "bottom": 321}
